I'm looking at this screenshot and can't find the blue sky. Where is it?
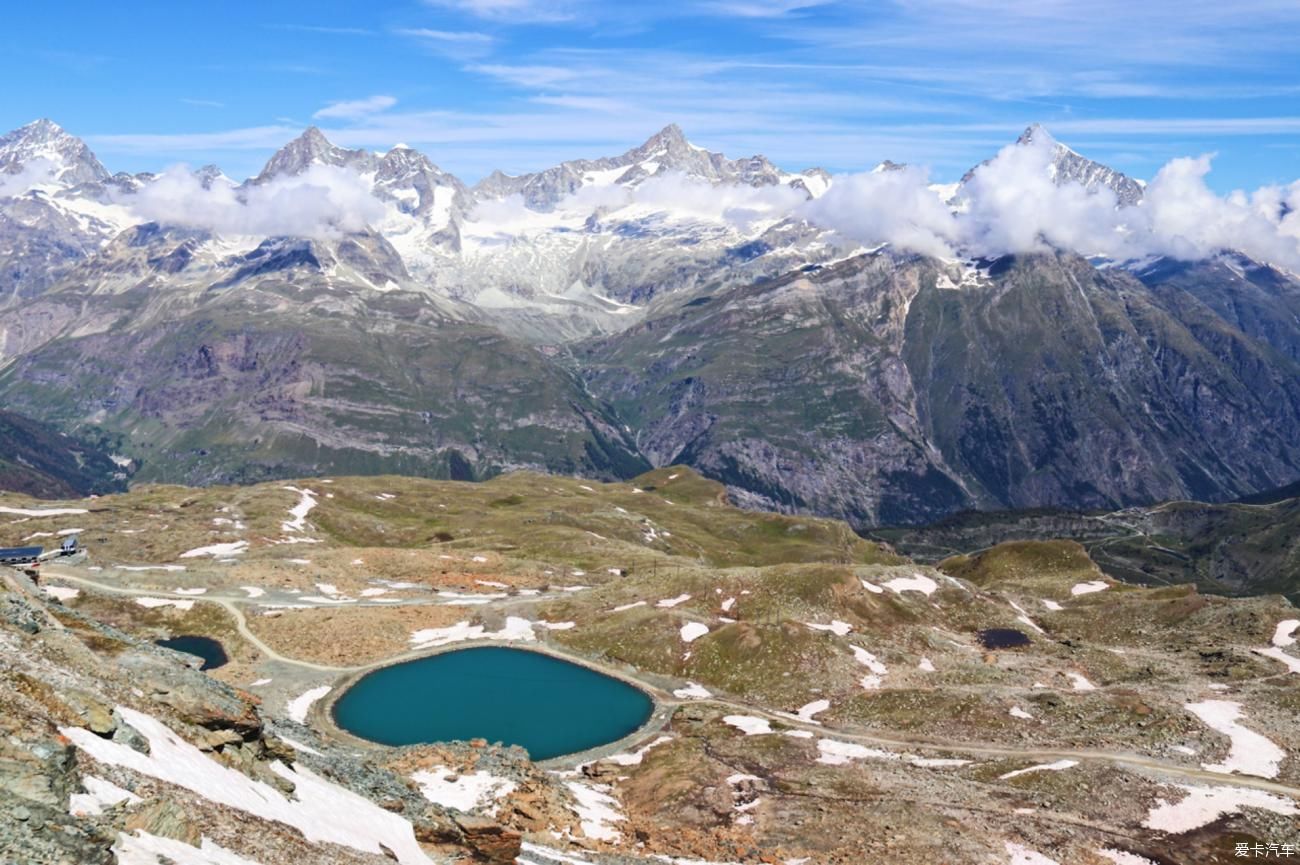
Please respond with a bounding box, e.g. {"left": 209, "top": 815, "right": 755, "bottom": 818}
{"left": 5, "top": 0, "right": 1299, "bottom": 189}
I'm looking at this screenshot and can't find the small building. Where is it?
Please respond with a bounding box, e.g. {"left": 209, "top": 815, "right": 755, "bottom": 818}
{"left": 0, "top": 546, "right": 44, "bottom": 566}
{"left": 60, "top": 536, "right": 78, "bottom": 555}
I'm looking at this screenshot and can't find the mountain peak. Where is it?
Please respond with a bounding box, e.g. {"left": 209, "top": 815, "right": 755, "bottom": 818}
{"left": 0, "top": 118, "right": 110, "bottom": 187}
{"left": 1017, "top": 123, "right": 1057, "bottom": 146}
{"left": 253, "top": 126, "right": 374, "bottom": 183}
{"left": 638, "top": 123, "right": 692, "bottom": 154}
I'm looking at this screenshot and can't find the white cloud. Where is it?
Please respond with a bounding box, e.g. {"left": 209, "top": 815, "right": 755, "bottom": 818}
{"left": 395, "top": 28, "right": 495, "bottom": 58}
{"left": 703, "top": 0, "right": 828, "bottom": 17}
{"left": 0, "top": 158, "right": 59, "bottom": 197}
{"left": 422, "top": 0, "right": 577, "bottom": 22}
{"left": 467, "top": 64, "right": 580, "bottom": 87}
{"left": 801, "top": 134, "right": 1300, "bottom": 271}
{"left": 121, "top": 163, "right": 386, "bottom": 239}
{"left": 313, "top": 95, "right": 398, "bottom": 120}
{"left": 800, "top": 164, "right": 959, "bottom": 258}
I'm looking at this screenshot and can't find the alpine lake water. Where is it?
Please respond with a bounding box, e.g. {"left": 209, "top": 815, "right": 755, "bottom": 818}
{"left": 332, "top": 646, "right": 654, "bottom": 761}
{"left": 155, "top": 635, "right": 229, "bottom": 671}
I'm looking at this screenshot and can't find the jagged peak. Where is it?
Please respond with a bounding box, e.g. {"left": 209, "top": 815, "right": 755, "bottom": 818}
{"left": 636, "top": 123, "right": 693, "bottom": 155}
{"left": 1017, "top": 123, "right": 1056, "bottom": 147}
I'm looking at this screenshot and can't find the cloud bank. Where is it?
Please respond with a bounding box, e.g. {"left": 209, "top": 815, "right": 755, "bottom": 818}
{"left": 802, "top": 135, "right": 1300, "bottom": 271}
{"left": 122, "top": 164, "right": 386, "bottom": 238}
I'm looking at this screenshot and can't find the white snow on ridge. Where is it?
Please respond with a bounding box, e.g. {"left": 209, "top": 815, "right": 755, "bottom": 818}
{"left": 1255, "top": 646, "right": 1300, "bottom": 673}
{"left": 1071, "top": 580, "right": 1109, "bottom": 596}
{"left": 1185, "top": 700, "right": 1285, "bottom": 779}
{"left": 673, "top": 682, "right": 712, "bottom": 699}
{"left": 42, "top": 585, "right": 80, "bottom": 601}
{"left": 408, "top": 616, "right": 568, "bottom": 649}
{"left": 656, "top": 593, "right": 692, "bottom": 608}
{"left": 61, "top": 707, "right": 435, "bottom": 864}
{"left": 602, "top": 735, "right": 674, "bottom": 766}
{"left": 794, "top": 699, "right": 830, "bottom": 723}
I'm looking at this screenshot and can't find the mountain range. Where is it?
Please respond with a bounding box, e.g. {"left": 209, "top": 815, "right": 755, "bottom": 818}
{"left": 2, "top": 118, "right": 1298, "bottom": 526}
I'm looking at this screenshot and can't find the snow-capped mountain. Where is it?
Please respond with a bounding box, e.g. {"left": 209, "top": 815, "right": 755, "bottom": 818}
{"left": 3, "top": 118, "right": 1300, "bottom": 529}
{"left": 0, "top": 118, "right": 110, "bottom": 188}
{"left": 960, "top": 123, "right": 1146, "bottom": 205}
{"left": 471, "top": 123, "right": 830, "bottom": 210}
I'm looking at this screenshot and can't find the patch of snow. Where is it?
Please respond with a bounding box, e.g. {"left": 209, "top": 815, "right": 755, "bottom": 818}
{"left": 603, "top": 735, "right": 674, "bottom": 766}
{"left": 180, "top": 541, "right": 248, "bottom": 559}
{"left": 135, "top": 598, "right": 194, "bottom": 611}
{"left": 61, "top": 707, "right": 436, "bottom": 864}
{"left": 680, "top": 622, "right": 710, "bottom": 642}
{"left": 794, "top": 699, "right": 830, "bottom": 724}
{"left": 815, "top": 739, "right": 970, "bottom": 769}
{"left": 805, "top": 620, "right": 852, "bottom": 636}
{"left": 859, "top": 579, "right": 884, "bottom": 594}
{"left": 1142, "top": 783, "right": 1297, "bottom": 833}
{"left": 1255, "top": 646, "right": 1300, "bottom": 674}
{"left": 173, "top": 587, "right": 208, "bottom": 595}
{"left": 918, "top": 657, "right": 936, "bottom": 672}
{"left": 250, "top": 678, "right": 272, "bottom": 686}
{"left": 1096, "top": 850, "right": 1160, "bottom": 865}
{"left": 118, "top": 564, "right": 187, "bottom": 572}
{"left": 240, "top": 586, "right": 265, "bottom": 598}
{"left": 850, "top": 645, "right": 888, "bottom": 690}
{"left": 657, "top": 593, "right": 691, "bottom": 608}
{"left": 723, "top": 715, "right": 773, "bottom": 736}
{"left": 673, "top": 682, "right": 712, "bottom": 699}
{"left": 409, "top": 616, "right": 550, "bottom": 649}
{"left": 720, "top": 597, "right": 736, "bottom": 612}
{"left": 277, "top": 735, "right": 323, "bottom": 757}
{"left": 565, "top": 781, "right": 623, "bottom": 842}
{"left": 611, "top": 601, "right": 647, "bottom": 612}
{"left": 1071, "top": 580, "right": 1109, "bottom": 596}
{"left": 1271, "top": 618, "right": 1299, "bottom": 647}
{"left": 1009, "top": 706, "right": 1034, "bottom": 720}
{"left": 412, "top": 766, "right": 516, "bottom": 813}
{"left": 0, "top": 505, "right": 88, "bottom": 516}
{"left": 1185, "top": 700, "right": 1284, "bottom": 779}
{"left": 286, "top": 686, "right": 331, "bottom": 724}
{"left": 112, "top": 830, "right": 263, "bottom": 865}
{"left": 882, "top": 573, "right": 938, "bottom": 596}
{"left": 42, "top": 585, "right": 80, "bottom": 601}
{"left": 281, "top": 486, "right": 318, "bottom": 533}
{"left": 1041, "top": 599, "right": 1064, "bottom": 611}
{"left": 69, "top": 775, "right": 143, "bottom": 816}
{"left": 1008, "top": 600, "right": 1045, "bottom": 634}
{"left": 998, "top": 759, "right": 1078, "bottom": 780}
{"left": 1067, "top": 672, "right": 1097, "bottom": 692}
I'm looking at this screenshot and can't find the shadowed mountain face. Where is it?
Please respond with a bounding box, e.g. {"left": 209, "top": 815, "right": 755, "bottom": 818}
{"left": 0, "top": 409, "right": 128, "bottom": 497}
{"left": 580, "top": 250, "right": 1300, "bottom": 527}
{"left": 2, "top": 120, "right": 1300, "bottom": 524}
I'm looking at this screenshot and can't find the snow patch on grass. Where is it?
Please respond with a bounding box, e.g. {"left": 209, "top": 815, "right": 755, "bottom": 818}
{"left": 680, "top": 622, "right": 710, "bottom": 642}
{"left": 805, "top": 620, "right": 852, "bottom": 636}
{"left": 180, "top": 541, "right": 248, "bottom": 559}
{"left": 656, "top": 593, "right": 691, "bottom": 608}
{"left": 673, "top": 682, "right": 712, "bottom": 699}
{"left": 882, "top": 573, "right": 938, "bottom": 596}
{"left": 565, "top": 781, "right": 623, "bottom": 842}
{"left": 723, "top": 715, "right": 773, "bottom": 735}
{"left": 69, "top": 775, "right": 142, "bottom": 816}
{"left": 135, "top": 598, "right": 194, "bottom": 611}
{"left": 1071, "top": 580, "right": 1109, "bottom": 596}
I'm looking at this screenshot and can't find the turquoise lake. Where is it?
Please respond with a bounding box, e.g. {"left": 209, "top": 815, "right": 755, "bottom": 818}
{"left": 331, "top": 647, "right": 654, "bottom": 760}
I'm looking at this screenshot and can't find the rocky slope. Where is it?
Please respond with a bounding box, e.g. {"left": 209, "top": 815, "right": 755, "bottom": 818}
{"left": 580, "top": 248, "right": 1300, "bottom": 526}
{"left": 4, "top": 468, "right": 1299, "bottom": 864}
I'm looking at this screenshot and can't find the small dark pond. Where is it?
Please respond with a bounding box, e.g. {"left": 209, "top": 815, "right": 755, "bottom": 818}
{"left": 332, "top": 646, "right": 654, "bottom": 760}
{"left": 977, "top": 628, "right": 1032, "bottom": 649}
{"left": 156, "top": 635, "right": 229, "bottom": 670}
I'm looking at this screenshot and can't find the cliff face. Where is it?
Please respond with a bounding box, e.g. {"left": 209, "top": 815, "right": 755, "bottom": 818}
{"left": 582, "top": 250, "right": 1300, "bottom": 527}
